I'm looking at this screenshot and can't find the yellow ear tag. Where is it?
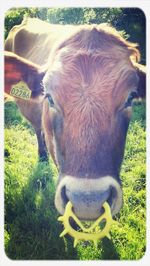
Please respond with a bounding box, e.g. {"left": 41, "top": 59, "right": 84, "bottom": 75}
{"left": 10, "top": 81, "right": 31, "bottom": 100}
{"left": 58, "top": 201, "right": 113, "bottom": 248}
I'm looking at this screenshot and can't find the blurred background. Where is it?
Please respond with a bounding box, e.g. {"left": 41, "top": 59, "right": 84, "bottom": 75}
{"left": 5, "top": 7, "right": 146, "bottom": 63}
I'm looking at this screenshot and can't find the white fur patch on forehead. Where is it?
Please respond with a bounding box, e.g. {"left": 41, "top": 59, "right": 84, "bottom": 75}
{"left": 43, "top": 68, "right": 61, "bottom": 94}
{"left": 43, "top": 49, "right": 75, "bottom": 95}
{"left": 43, "top": 48, "right": 70, "bottom": 93}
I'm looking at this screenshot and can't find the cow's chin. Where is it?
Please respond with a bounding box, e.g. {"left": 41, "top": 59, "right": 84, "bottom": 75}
{"left": 55, "top": 175, "right": 123, "bottom": 221}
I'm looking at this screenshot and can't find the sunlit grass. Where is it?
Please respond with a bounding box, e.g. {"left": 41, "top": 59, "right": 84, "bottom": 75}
{"left": 4, "top": 101, "right": 146, "bottom": 260}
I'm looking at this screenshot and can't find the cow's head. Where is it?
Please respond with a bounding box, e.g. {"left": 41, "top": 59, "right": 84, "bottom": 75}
{"left": 5, "top": 24, "right": 146, "bottom": 220}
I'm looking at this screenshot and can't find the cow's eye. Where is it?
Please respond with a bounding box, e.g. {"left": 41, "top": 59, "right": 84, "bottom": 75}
{"left": 45, "top": 93, "right": 55, "bottom": 107}
{"left": 124, "top": 91, "right": 138, "bottom": 108}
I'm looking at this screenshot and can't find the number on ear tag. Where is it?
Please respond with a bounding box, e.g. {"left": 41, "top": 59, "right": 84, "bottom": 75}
{"left": 10, "top": 81, "right": 31, "bottom": 100}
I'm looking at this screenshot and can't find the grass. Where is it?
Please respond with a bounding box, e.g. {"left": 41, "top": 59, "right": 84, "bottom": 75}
{"left": 4, "top": 100, "right": 146, "bottom": 260}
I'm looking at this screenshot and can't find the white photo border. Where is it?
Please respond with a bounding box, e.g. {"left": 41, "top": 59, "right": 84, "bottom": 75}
{"left": 0, "top": 1, "right": 149, "bottom": 266}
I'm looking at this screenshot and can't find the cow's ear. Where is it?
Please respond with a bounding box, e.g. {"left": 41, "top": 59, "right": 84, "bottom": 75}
{"left": 135, "top": 63, "right": 146, "bottom": 98}
{"left": 5, "top": 51, "right": 45, "bottom": 98}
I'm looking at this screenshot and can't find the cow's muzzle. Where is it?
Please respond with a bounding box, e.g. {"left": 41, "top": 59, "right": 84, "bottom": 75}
{"left": 55, "top": 176, "right": 123, "bottom": 220}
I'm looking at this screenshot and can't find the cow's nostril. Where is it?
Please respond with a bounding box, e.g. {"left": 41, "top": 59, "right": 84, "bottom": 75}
{"left": 107, "top": 188, "right": 113, "bottom": 207}
{"left": 55, "top": 176, "right": 123, "bottom": 219}
{"left": 107, "top": 186, "right": 118, "bottom": 212}
{"left": 61, "top": 186, "right": 69, "bottom": 206}
{"left": 60, "top": 185, "right": 118, "bottom": 220}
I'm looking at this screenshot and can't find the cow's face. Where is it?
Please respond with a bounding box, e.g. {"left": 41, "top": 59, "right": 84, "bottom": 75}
{"left": 5, "top": 26, "right": 145, "bottom": 221}
{"left": 42, "top": 26, "right": 142, "bottom": 220}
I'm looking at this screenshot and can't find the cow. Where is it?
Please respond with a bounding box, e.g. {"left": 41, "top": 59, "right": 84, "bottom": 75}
{"left": 5, "top": 17, "right": 146, "bottom": 220}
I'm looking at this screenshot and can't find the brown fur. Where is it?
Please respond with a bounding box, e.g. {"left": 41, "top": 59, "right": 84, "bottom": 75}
{"left": 5, "top": 18, "right": 145, "bottom": 168}
{"left": 42, "top": 25, "right": 141, "bottom": 177}
{"left": 5, "top": 18, "right": 146, "bottom": 217}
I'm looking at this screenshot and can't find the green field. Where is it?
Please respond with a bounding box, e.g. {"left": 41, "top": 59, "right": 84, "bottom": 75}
{"left": 4, "top": 100, "right": 146, "bottom": 260}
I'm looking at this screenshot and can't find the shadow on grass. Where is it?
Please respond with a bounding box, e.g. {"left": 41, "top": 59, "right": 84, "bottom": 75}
{"left": 5, "top": 159, "right": 120, "bottom": 260}
{"left": 100, "top": 238, "right": 120, "bottom": 260}
{"left": 5, "top": 160, "right": 77, "bottom": 260}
